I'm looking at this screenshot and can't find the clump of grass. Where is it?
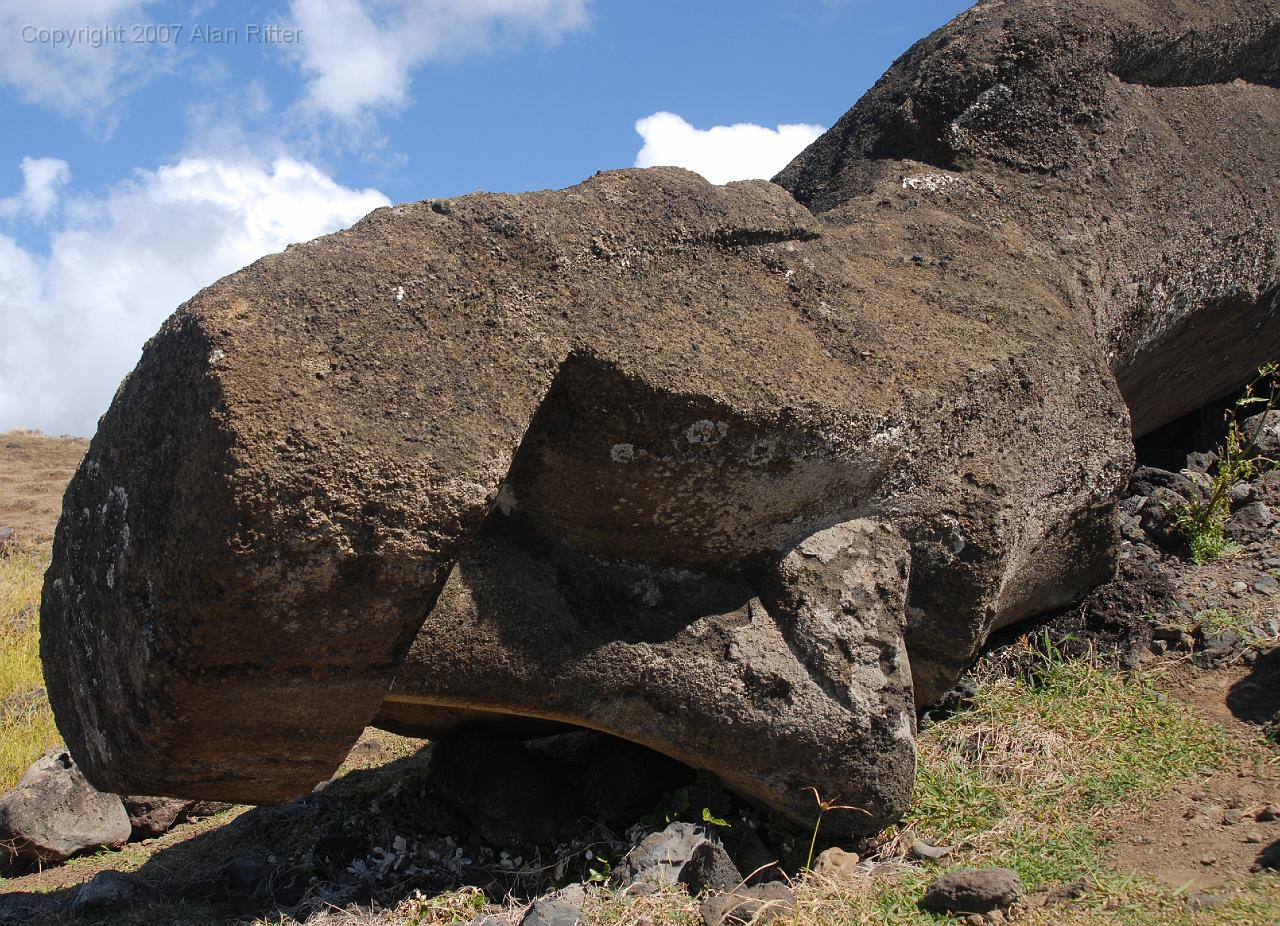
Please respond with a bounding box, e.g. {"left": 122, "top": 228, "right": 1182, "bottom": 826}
{"left": 908, "top": 641, "right": 1231, "bottom": 874}
{"left": 1195, "top": 607, "right": 1279, "bottom": 648}
{"left": 1177, "top": 363, "right": 1277, "bottom": 563}
{"left": 0, "top": 546, "right": 61, "bottom": 789}
{"left": 788, "top": 640, "right": 1242, "bottom": 925}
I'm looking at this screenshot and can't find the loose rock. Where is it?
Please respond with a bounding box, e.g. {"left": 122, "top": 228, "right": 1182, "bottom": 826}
{"left": 1242, "top": 411, "right": 1280, "bottom": 461}
{"left": 123, "top": 795, "right": 229, "bottom": 840}
{"left": 1128, "top": 466, "right": 1198, "bottom": 500}
{"left": 920, "top": 868, "right": 1024, "bottom": 916}
{"left": 0, "top": 749, "right": 130, "bottom": 864}
{"left": 720, "top": 823, "right": 777, "bottom": 884}
{"left": 678, "top": 841, "right": 744, "bottom": 896}
{"left": 810, "top": 846, "right": 861, "bottom": 882}
{"left": 700, "top": 883, "right": 796, "bottom": 926}
{"left": 616, "top": 822, "right": 723, "bottom": 889}
{"left": 521, "top": 886, "right": 588, "bottom": 926}
{"left": 1184, "top": 892, "right": 1230, "bottom": 913}
{"left": 910, "top": 839, "right": 955, "bottom": 862}
{"left": 1229, "top": 503, "right": 1274, "bottom": 542}
{"left": 1138, "top": 488, "right": 1187, "bottom": 550}
{"left": 70, "top": 870, "right": 151, "bottom": 915}
{"left": 1044, "top": 876, "right": 1092, "bottom": 905}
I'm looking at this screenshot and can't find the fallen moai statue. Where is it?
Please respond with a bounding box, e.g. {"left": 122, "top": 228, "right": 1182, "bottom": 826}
{"left": 41, "top": 0, "right": 1280, "bottom": 836}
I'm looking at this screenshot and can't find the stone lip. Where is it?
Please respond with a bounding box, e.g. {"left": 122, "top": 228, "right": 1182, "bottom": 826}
{"left": 377, "top": 516, "right": 918, "bottom": 834}
{"left": 38, "top": 0, "right": 1278, "bottom": 836}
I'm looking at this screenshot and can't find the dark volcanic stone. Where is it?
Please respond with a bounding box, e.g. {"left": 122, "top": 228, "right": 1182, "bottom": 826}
{"left": 521, "top": 886, "right": 588, "bottom": 926}
{"left": 1128, "top": 466, "right": 1199, "bottom": 501}
{"left": 678, "top": 841, "right": 744, "bottom": 896}
{"left": 776, "top": 0, "right": 1280, "bottom": 435}
{"left": 1229, "top": 503, "right": 1274, "bottom": 542}
{"left": 1139, "top": 488, "right": 1189, "bottom": 551}
{"left": 70, "top": 870, "right": 152, "bottom": 915}
{"left": 40, "top": 0, "right": 1280, "bottom": 841}
{"left": 920, "top": 867, "right": 1024, "bottom": 915}
{"left": 700, "top": 883, "right": 796, "bottom": 926}
{"left": 1242, "top": 411, "right": 1280, "bottom": 461}
{"left": 616, "top": 822, "right": 720, "bottom": 888}
{"left": 123, "top": 795, "right": 229, "bottom": 840}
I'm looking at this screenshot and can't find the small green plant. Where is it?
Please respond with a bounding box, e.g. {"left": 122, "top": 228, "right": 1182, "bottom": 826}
{"left": 648, "top": 778, "right": 735, "bottom": 828}
{"left": 585, "top": 855, "right": 612, "bottom": 884}
{"left": 1176, "top": 363, "right": 1278, "bottom": 563}
{"left": 700, "top": 806, "right": 730, "bottom": 828}
{"left": 802, "top": 787, "right": 866, "bottom": 871}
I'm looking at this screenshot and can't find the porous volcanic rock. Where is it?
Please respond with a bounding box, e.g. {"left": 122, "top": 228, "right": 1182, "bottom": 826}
{"left": 40, "top": 0, "right": 1278, "bottom": 837}
{"left": 776, "top": 0, "right": 1280, "bottom": 436}
{"left": 0, "top": 750, "right": 131, "bottom": 863}
{"left": 920, "top": 867, "right": 1023, "bottom": 916}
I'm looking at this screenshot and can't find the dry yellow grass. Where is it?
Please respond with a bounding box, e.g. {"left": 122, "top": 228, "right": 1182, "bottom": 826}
{"left": 0, "top": 545, "right": 61, "bottom": 789}
{"left": 0, "top": 429, "right": 82, "bottom": 786}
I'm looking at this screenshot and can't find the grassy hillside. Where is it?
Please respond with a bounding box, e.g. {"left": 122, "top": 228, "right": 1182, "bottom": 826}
{"left": 0, "top": 547, "right": 60, "bottom": 788}
{"left": 0, "top": 430, "right": 84, "bottom": 787}
{"left": 0, "top": 430, "right": 87, "bottom": 553}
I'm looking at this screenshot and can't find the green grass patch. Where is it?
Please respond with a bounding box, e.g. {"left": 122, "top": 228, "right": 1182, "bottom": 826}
{"left": 0, "top": 547, "right": 60, "bottom": 789}
{"left": 907, "top": 643, "right": 1231, "bottom": 876}
{"left": 789, "top": 640, "right": 1253, "bottom": 924}
{"left": 1194, "top": 607, "right": 1280, "bottom": 650}
{"left": 1175, "top": 363, "right": 1277, "bottom": 564}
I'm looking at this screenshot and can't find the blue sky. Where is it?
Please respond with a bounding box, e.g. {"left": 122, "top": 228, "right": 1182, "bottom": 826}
{"left": 0, "top": 0, "right": 970, "bottom": 436}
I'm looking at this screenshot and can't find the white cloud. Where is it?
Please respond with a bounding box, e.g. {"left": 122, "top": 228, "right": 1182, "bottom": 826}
{"left": 285, "top": 0, "right": 591, "bottom": 120}
{"left": 633, "top": 112, "right": 826, "bottom": 185}
{"left": 0, "top": 156, "right": 390, "bottom": 436}
{"left": 0, "top": 1, "right": 164, "bottom": 119}
{"left": 0, "top": 157, "right": 72, "bottom": 221}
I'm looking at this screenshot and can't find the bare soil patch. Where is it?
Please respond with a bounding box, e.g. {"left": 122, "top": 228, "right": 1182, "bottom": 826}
{"left": 0, "top": 431, "right": 87, "bottom": 551}
{"left": 1110, "top": 660, "right": 1280, "bottom": 891}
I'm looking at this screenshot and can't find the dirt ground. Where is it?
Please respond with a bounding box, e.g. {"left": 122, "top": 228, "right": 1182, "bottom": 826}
{"left": 1111, "top": 660, "right": 1280, "bottom": 892}
{"left": 0, "top": 431, "right": 88, "bottom": 551}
